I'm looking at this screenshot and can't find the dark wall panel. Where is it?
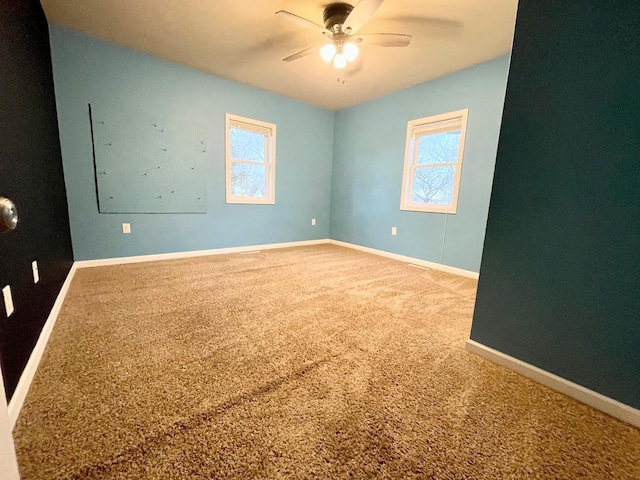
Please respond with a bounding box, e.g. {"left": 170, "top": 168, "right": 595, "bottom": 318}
{"left": 0, "top": 0, "right": 74, "bottom": 400}
{"left": 471, "top": 0, "right": 640, "bottom": 408}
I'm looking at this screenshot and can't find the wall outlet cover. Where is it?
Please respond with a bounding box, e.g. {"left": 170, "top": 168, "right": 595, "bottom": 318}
{"left": 392, "top": 227, "right": 397, "bottom": 235}
{"left": 32, "top": 261, "right": 39, "bottom": 283}
{"left": 2, "top": 285, "right": 14, "bottom": 317}
{"left": 122, "top": 223, "right": 131, "bottom": 234}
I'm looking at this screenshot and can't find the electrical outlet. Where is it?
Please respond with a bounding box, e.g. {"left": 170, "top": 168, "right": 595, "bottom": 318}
{"left": 122, "top": 223, "right": 131, "bottom": 234}
{"left": 391, "top": 226, "right": 397, "bottom": 236}
{"left": 32, "top": 261, "right": 39, "bottom": 283}
{"left": 2, "top": 285, "right": 14, "bottom": 317}
{"left": 311, "top": 218, "right": 316, "bottom": 226}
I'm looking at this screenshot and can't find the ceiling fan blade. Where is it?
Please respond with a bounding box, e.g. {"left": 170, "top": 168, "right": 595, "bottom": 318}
{"left": 388, "top": 15, "right": 463, "bottom": 30}
{"left": 343, "top": 0, "right": 384, "bottom": 34}
{"left": 275, "top": 10, "right": 331, "bottom": 36}
{"left": 354, "top": 33, "right": 412, "bottom": 47}
{"left": 283, "top": 45, "right": 321, "bottom": 62}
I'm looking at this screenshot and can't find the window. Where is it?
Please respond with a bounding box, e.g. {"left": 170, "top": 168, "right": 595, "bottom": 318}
{"left": 225, "top": 114, "right": 276, "bottom": 204}
{"left": 400, "top": 109, "right": 468, "bottom": 213}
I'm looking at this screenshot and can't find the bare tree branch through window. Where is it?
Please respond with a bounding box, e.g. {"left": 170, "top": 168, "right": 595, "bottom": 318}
{"left": 400, "top": 110, "right": 468, "bottom": 213}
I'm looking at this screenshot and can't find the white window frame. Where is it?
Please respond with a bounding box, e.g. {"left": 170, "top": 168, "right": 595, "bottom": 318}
{"left": 225, "top": 113, "right": 276, "bottom": 204}
{"left": 400, "top": 109, "right": 469, "bottom": 214}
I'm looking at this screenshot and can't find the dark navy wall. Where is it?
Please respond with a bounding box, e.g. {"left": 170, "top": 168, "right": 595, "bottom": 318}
{"left": 0, "top": 0, "right": 74, "bottom": 400}
{"left": 471, "top": 0, "right": 640, "bottom": 408}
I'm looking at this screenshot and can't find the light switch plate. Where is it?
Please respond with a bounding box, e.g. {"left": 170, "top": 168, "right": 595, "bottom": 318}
{"left": 3, "top": 285, "right": 14, "bottom": 317}
{"left": 122, "top": 223, "right": 131, "bottom": 234}
{"left": 391, "top": 226, "right": 397, "bottom": 236}
{"left": 32, "top": 261, "right": 39, "bottom": 283}
{"left": 311, "top": 218, "right": 316, "bottom": 226}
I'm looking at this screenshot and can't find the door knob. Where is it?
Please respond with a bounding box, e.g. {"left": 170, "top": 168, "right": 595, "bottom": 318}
{"left": 0, "top": 197, "right": 18, "bottom": 233}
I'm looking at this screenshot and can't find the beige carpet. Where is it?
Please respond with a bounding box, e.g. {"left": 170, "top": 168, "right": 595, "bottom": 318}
{"left": 13, "top": 244, "right": 640, "bottom": 479}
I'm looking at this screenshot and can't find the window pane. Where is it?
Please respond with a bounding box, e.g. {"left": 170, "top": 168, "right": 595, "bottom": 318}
{"left": 230, "top": 128, "right": 265, "bottom": 162}
{"left": 412, "top": 166, "right": 455, "bottom": 205}
{"left": 231, "top": 162, "right": 266, "bottom": 197}
{"left": 417, "top": 130, "right": 460, "bottom": 164}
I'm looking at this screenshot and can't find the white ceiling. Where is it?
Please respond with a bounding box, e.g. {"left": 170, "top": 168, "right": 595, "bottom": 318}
{"left": 40, "top": 0, "right": 518, "bottom": 110}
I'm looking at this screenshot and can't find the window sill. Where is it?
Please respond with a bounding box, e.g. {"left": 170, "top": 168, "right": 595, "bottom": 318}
{"left": 226, "top": 197, "right": 275, "bottom": 205}
{"left": 400, "top": 205, "right": 457, "bottom": 214}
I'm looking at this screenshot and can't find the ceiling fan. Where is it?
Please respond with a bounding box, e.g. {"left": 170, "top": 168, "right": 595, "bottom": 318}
{"left": 276, "top": 0, "right": 412, "bottom": 69}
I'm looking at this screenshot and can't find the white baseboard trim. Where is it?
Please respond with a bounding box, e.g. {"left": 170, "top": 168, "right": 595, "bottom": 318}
{"left": 74, "top": 239, "right": 330, "bottom": 269}
{"left": 465, "top": 339, "right": 640, "bottom": 428}
{"left": 8, "top": 264, "right": 78, "bottom": 430}
{"left": 328, "top": 239, "right": 479, "bottom": 279}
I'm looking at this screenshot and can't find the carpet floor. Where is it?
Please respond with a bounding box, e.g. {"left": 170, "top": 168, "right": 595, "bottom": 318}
{"left": 13, "top": 245, "right": 640, "bottom": 479}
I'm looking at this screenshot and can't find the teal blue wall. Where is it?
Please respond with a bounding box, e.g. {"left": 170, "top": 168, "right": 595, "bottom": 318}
{"left": 49, "top": 26, "right": 334, "bottom": 260}
{"left": 330, "top": 57, "right": 510, "bottom": 272}
{"left": 471, "top": 0, "right": 640, "bottom": 408}
{"left": 50, "top": 26, "right": 508, "bottom": 269}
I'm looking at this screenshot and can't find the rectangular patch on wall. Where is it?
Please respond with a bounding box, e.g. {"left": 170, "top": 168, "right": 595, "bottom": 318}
{"left": 89, "top": 104, "right": 207, "bottom": 213}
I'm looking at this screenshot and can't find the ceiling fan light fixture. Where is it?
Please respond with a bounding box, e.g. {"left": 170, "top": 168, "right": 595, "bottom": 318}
{"left": 278, "top": 0, "right": 412, "bottom": 71}
{"left": 343, "top": 42, "right": 359, "bottom": 62}
{"left": 333, "top": 53, "right": 347, "bottom": 69}
{"left": 320, "top": 43, "right": 336, "bottom": 62}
